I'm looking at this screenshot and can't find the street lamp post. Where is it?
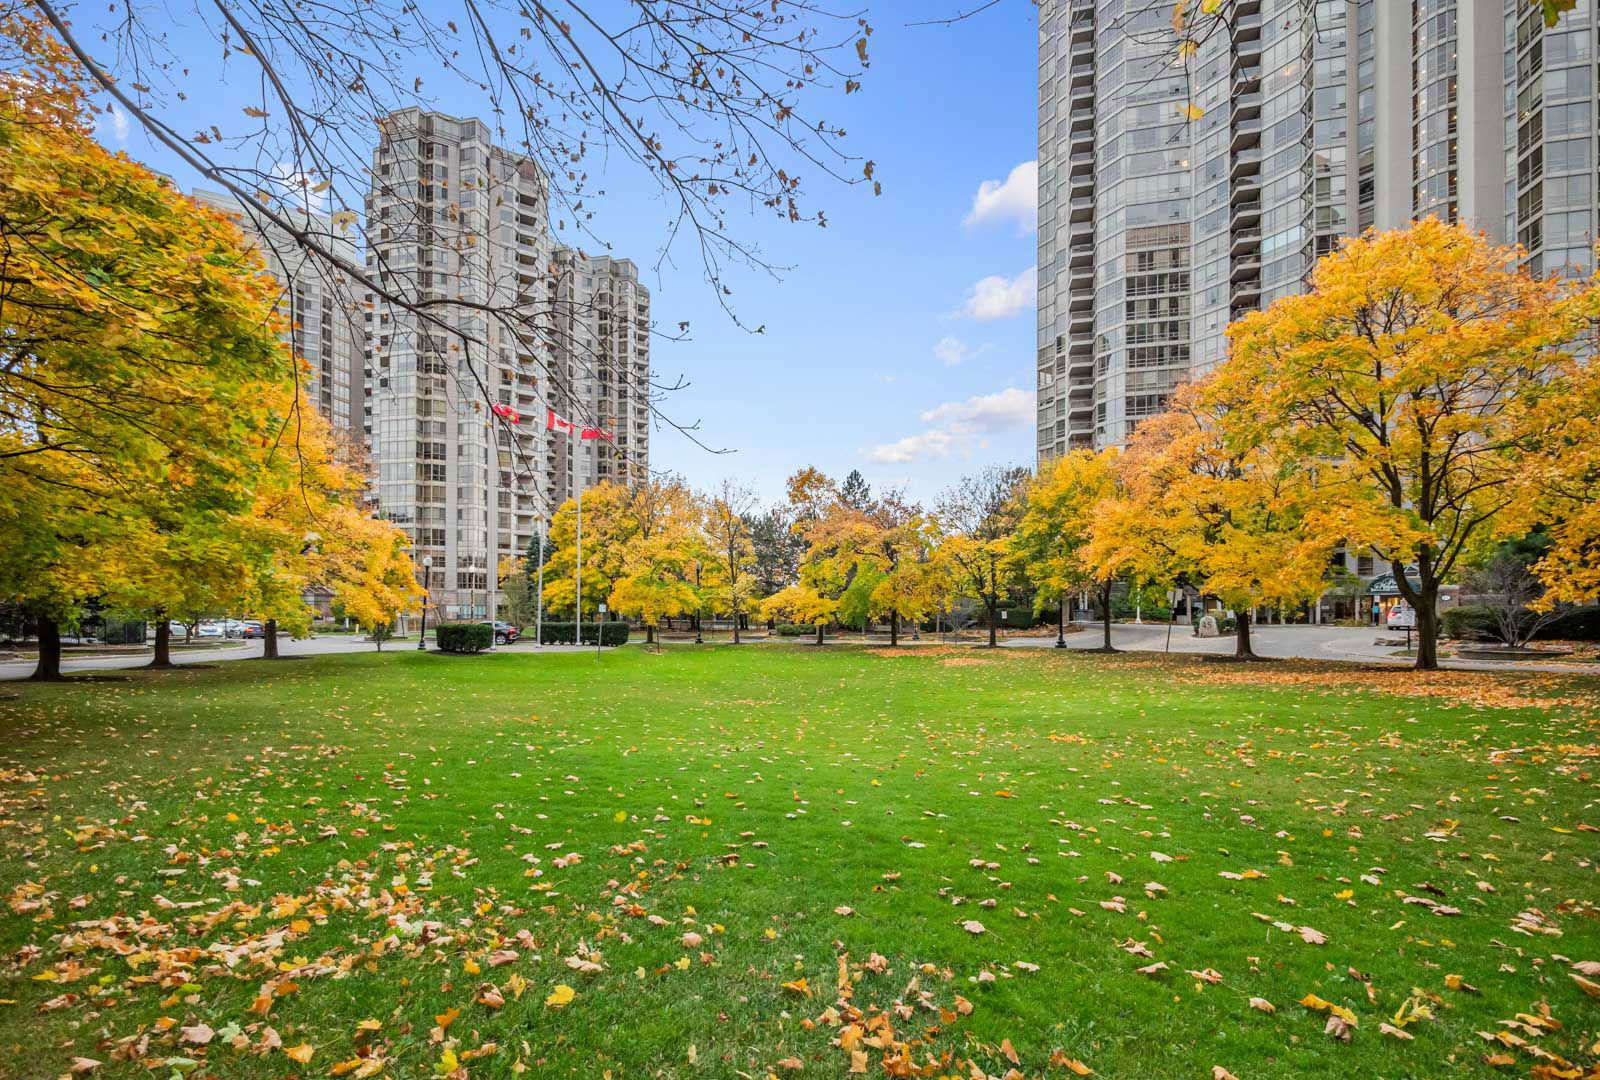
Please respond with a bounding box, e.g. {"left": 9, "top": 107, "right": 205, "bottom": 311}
{"left": 596, "top": 602, "right": 607, "bottom": 657}
{"left": 1056, "top": 597, "right": 1067, "bottom": 648}
{"left": 417, "top": 555, "right": 433, "bottom": 651}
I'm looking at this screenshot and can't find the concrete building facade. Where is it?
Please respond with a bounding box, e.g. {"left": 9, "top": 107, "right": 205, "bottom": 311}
{"left": 190, "top": 188, "right": 366, "bottom": 442}
{"left": 1037, "top": 0, "right": 1597, "bottom": 460}
{"left": 545, "top": 248, "right": 652, "bottom": 506}
{"left": 364, "top": 109, "right": 650, "bottom": 620}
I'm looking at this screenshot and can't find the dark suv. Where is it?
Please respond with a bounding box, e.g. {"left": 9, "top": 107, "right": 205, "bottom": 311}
{"left": 483, "top": 620, "right": 520, "bottom": 645}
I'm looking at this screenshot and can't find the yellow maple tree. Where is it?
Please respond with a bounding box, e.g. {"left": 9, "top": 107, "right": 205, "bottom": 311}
{"left": 1221, "top": 219, "right": 1586, "bottom": 668}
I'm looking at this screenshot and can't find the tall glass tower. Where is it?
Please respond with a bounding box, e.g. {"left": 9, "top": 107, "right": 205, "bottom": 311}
{"left": 1037, "top": 0, "right": 1591, "bottom": 459}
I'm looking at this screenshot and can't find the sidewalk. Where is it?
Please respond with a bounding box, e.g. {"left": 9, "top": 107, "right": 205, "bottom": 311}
{"left": 1000, "top": 621, "right": 1600, "bottom": 674}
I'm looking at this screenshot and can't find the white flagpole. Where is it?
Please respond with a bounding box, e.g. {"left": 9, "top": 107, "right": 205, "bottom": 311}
{"left": 486, "top": 413, "right": 499, "bottom": 646}
{"left": 574, "top": 427, "right": 582, "bottom": 650}
{"left": 535, "top": 515, "right": 544, "bottom": 648}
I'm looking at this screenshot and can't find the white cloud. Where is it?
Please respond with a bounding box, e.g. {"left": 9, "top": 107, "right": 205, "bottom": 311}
{"left": 865, "top": 387, "right": 1035, "bottom": 464}
{"left": 934, "top": 336, "right": 968, "bottom": 367}
{"left": 920, "top": 387, "right": 1035, "bottom": 431}
{"left": 866, "top": 430, "right": 961, "bottom": 464}
{"left": 958, "top": 266, "right": 1037, "bottom": 321}
{"left": 933, "top": 336, "right": 995, "bottom": 368}
{"left": 100, "top": 102, "right": 130, "bottom": 144}
{"left": 964, "top": 160, "right": 1037, "bottom": 232}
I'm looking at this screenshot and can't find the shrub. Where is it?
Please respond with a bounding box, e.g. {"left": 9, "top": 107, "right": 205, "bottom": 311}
{"left": 773, "top": 623, "right": 814, "bottom": 637}
{"left": 1112, "top": 598, "right": 1172, "bottom": 620}
{"left": 1443, "top": 603, "right": 1600, "bottom": 643}
{"left": 367, "top": 622, "right": 395, "bottom": 651}
{"left": 1441, "top": 605, "right": 1499, "bottom": 642}
{"left": 1541, "top": 605, "right": 1600, "bottom": 641}
{"left": 537, "top": 621, "right": 631, "bottom": 646}
{"left": 435, "top": 622, "right": 493, "bottom": 653}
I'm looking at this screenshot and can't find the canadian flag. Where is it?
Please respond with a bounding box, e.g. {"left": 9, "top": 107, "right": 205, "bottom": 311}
{"left": 547, "top": 409, "right": 613, "bottom": 441}
{"left": 491, "top": 403, "right": 522, "bottom": 424}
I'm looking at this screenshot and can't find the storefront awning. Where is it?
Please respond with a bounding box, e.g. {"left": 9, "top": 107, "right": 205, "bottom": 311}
{"left": 1366, "top": 571, "right": 1421, "bottom": 596}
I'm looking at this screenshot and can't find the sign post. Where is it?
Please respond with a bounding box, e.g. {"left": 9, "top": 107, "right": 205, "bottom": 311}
{"left": 1387, "top": 602, "right": 1417, "bottom": 651}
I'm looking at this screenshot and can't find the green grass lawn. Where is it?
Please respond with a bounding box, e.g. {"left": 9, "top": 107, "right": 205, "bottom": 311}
{"left": 1, "top": 646, "right": 1597, "bottom": 1079}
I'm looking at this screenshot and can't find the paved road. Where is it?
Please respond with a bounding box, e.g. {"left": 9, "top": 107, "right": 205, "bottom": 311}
{"left": 1003, "top": 621, "right": 1598, "bottom": 674}
{"left": 5, "top": 624, "right": 1592, "bottom": 679}
{"left": 0, "top": 635, "right": 584, "bottom": 681}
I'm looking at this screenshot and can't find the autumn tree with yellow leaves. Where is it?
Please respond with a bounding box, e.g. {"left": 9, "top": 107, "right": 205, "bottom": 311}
{"left": 936, "top": 466, "right": 1029, "bottom": 648}
{"left": 1221, "top": 219, "right": 1587, "bottom": 669}
{"left": 605, "top": 479, "right": 700, "bottom": 644}
{"left": 1502, "top": 333, "right": 1600, "bottom": 609}
{"left": 701, "top": 480, "right": 760, "bottom": 644}
{"left": 1104, "top": 382, "right": 1336, "bottom": 661}
{"left": 0, "top": 16, "right": 417, "bottom": 676}
{"left": 0, "top": 19, "right": 285, "bottom": 676}
{"left": 1012, "top": 449, "right": 1133, "bottom": 652}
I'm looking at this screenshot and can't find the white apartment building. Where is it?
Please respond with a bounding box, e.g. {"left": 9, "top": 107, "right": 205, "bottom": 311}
{"left": 364, "top": 109, "right": 651, "bottom": 620}
{"left": 1038, "top": 0, "right": 1597, "bottom": 458}
{"left": 190, "top": 188, "right": 366, "bottom": 441}
{"left": 546, "top": 248, "right": 652, "bottom": 504}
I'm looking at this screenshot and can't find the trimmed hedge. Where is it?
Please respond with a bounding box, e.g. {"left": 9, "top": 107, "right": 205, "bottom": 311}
{"left": 435, "top": 622, "right": 493, "bottom": 653}
{"left": 1443, "top": 604, "right": 1600, "bottom": 643}
{"left": 1544, "top": 605, "right": 1600, "bottom": 641}
{"left": 773, "top": 623, "right": 815, "bottom": 637}
{"left": 538, "top": 621, "right": 631, "bottom": 646}
{"left": 1441, "top": 605, "right": 1497, "bottom": 642}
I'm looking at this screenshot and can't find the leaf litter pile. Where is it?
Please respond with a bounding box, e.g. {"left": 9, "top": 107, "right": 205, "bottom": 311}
{"left": 0, "top": 646, "right": 1596, "bottom": 1079}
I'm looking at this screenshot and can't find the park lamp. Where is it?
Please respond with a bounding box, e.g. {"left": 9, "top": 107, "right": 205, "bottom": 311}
{"left": 418, "top": 555, "right": 434, "bottom": 651}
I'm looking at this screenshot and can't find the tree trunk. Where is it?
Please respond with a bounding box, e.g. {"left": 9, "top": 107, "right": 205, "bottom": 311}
{"left": 1389, "top": 552, "right": 1441, "bottom": 671}
{"left": 815, "top": 623, "right": 825, "bottom": 646}
{"left": 987, "top": 600, "right": 998, "bottom": 648}
{"left": 149, "top": 613, "right": 173, "bottom": 668}
{"left": 732, "top": 606, "right": 741, "bottom": 645}
{"left": 1100, "top": 581, "right": 1116, "bottom": 652}
{"left": 1414, "top": 588, "right": 1440, "bottom": 670}
{"left": 889, "top": 608, "right": 899, "bottom": 647}
{"left": 1235, "top": 609, "right": 1258, "bottom": 660}
{"left": 647, "top": 624, "right": 656, "bottom": 644}
{"left": 263, "top": 619, "right": 280, "bottom": 659}
{"left": 30, "top": 616, "right": 62, "bottom": 681}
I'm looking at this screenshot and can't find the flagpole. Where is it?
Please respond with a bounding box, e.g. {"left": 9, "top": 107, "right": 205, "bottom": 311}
{"left": 486, "top": 410, "right": 499, "bottom": 646}
{"left": 535, "top": 516, "right": 544, "bottom": 649}
{"left": 574, "top": 424, "right": 582, "bottom": 651}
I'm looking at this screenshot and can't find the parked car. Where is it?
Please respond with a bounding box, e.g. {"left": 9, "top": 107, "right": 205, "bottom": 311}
{"left": 194, "top": 622, "right": 224, "bottom": 638}
{"left": 482, "top": 620, "right": 521, "bottom": 645}
{"left": 238, "top": 621, "right": 266, "bottom": 639}
{"left": 217, "top": 619, "right": 249, "bottom": 636}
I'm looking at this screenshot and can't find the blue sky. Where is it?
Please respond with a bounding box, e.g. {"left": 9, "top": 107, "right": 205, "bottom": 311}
{"left": 89, "top": 0, "right": 1039, "bottom": 506}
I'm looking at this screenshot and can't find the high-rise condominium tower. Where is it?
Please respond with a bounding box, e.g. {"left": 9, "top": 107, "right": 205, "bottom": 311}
{"left": 546, "top": 248, "right": 652, "bottom": 505}
{"left": 190, "top": 188, "right": 366, "bottom": 442}
{"left": 1037, "top": 0, "right": 1599, "bottom": 458}
{"left": 365, "top": 109, "right": 651, "bottom": 620}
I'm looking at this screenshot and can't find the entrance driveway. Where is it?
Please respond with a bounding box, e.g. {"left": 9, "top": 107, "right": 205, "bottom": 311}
{"left": 1003, "top": 621, "right": 1597, "bottom": 674}
{"left": 0, "top": 635, "right": 582, "bottom": 681}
